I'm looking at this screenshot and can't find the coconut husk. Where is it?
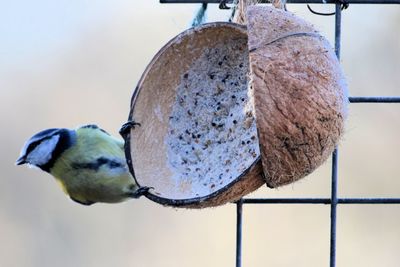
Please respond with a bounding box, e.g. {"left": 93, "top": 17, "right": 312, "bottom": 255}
{"left": 247, "top": 6, "right": 348, "bottom": 187}
{"left": 233, "top": 0, "right": 259, "bottom": 25}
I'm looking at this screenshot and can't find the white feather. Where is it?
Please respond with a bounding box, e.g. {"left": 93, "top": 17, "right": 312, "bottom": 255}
{"left": 27, "top": 135, "right": 60, "bottom": 166}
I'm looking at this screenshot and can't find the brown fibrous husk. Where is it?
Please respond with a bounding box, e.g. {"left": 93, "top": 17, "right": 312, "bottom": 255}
{"left": 247, "top": 6, "right": 348, "bottom": 188}
{"left": 233, "top": 0, "right": 260, "bottom": 25}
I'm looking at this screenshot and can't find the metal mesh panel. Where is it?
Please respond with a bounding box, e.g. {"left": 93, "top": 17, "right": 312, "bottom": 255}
{"left": 161, "top": 1, "right": 400, "bottom": 265}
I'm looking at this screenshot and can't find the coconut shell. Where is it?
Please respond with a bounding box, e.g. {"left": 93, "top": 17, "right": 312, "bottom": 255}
{"left": 124, "top": 8, "right": 348, "bottom": 208}
{"left": 126, "top": 23, "right": 265, "bottom": 208}
{"left": 247, "top": 6, "right": 348, "bottom": 188}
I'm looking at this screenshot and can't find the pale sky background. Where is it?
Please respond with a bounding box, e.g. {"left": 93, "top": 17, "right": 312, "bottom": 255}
{"left": 1, "top": 1, "right": 400, "bottom": 267}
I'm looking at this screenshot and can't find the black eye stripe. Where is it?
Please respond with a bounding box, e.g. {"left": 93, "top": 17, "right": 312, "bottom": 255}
{"left": 32, "top": 129, "right": 75, "bottom": 173}
{"left": 25, "top": 136, "right": 53, "bottom": 156}
{"left": 21, "top": 128, "right": 63, "bottom": 158}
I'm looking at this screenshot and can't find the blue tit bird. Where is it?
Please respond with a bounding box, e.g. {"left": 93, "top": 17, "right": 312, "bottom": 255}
{"left": 16, "top": 124, "right": 149, "bottom": 205}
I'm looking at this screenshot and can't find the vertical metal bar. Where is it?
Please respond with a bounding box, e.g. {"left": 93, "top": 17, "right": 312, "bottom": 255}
{"left": 334, "top": 4, "right": 342, "bottom": 59}
{"left": 330, "top": 6, "right": 342, "bottom": 267}
{"left": 236, "top": 199, "right": 243, "bottom": 267}
{"left": 330, "top": 148, "right": 338, "bottom": 267}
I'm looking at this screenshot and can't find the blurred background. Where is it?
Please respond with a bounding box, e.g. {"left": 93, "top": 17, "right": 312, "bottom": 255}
{"left": 1, "top": 1, "right": 400, "bottom": 266}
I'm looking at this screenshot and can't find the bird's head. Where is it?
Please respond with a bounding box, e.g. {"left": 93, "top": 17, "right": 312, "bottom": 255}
{"left": 16, "top": 128, "right": 76, "bottom": 172}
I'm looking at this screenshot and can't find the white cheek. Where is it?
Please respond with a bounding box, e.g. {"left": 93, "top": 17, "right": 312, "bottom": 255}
{"left": 27, "top": 164, "right": 42, "bottom": 171}
{"left": 27, "top": 135, "right": 60, "bottom": 166}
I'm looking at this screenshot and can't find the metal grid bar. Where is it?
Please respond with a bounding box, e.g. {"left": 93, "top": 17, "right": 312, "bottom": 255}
{"left": 236, "top": 199, "right": 243, "bottom": 267}
{"left": 241, "top": 198, "right": 400, "bottom": 204}
{"left": 161, "top": 0, "right": 400, "bottom": 4}
{"left": 159, "top": 1, "right": 400, "bottom": 266}
{"left": 330, "top": 6, "right": 341, "bottom": 266}
{"left": 330, "top": 149, "right": 338, "bottom": 267}
{"left": 349, "top": 97, "right": 400, "bottom": 103}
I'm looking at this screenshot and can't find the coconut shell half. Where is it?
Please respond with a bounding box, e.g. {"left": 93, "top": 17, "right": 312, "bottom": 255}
{"left": 247, "top": 6, "right": 348, "bottom": 188}
{"left": 126, "top": 23, "right": 264, "bottom": 208}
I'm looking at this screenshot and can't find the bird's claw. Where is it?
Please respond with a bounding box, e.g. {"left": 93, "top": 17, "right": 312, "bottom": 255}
{"left": 119, "top": 120, "right": 141, "bottom": 137}
{"left": 130, "top": 186, "right": 153, "bottom": 199}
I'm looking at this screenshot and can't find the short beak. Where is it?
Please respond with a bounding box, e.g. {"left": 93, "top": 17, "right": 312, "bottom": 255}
{"left": 15, "top": 156, "right": 27, "bottom": 165}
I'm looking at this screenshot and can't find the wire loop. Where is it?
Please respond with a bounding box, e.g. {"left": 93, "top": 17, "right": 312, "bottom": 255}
{"left": 219, "top": 0, "right": 231, "bottom": 9}
{"left": 307, "top": 0, "right": 349, "bottom": 16}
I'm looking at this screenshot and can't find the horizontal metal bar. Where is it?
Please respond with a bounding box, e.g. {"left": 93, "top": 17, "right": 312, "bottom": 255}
{"left": 242, "top": 198, "right": 331, "bottom": 204}
{"left": 339, "top": 198, "right": 400, "bottom": 204}
{"left": 241, "top": 198, "right": 400, "bottom": 204}
{"left": 349, "top": 96, "right": 400, "bottom": 103}
{"left": 161, "top": 0, "right": 400, "bottom": 4}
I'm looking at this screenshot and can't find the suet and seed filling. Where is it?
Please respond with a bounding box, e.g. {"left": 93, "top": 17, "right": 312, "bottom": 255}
{"left": 165, "top": 39, "right": 260, "bottom": 197}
